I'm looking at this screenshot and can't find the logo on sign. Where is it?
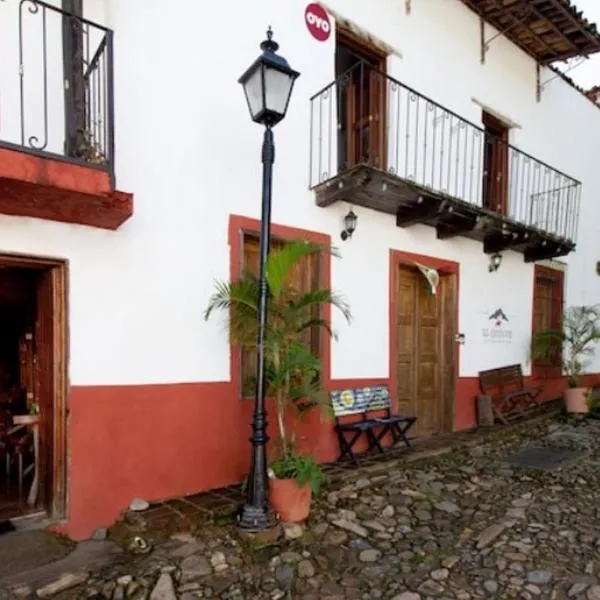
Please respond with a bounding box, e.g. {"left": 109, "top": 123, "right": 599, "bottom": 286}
{"left": 481, "top": 307, "right": 513, "bottom": 344}
{"left": 305, "top": 3, "right": 331, "bottom": 42}
{"left": 489, "top": 308, "right": 509, "bottom": 328}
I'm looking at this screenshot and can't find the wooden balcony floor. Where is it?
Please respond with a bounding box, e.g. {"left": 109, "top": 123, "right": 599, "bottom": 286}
{"left": 313, "top": 164, "right": 575, "bottom": 263}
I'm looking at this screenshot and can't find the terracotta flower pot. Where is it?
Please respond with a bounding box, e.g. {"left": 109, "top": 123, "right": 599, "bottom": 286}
{"left": 269, "top": 477, "right": 312, "bottom": 523}
{"left": 563, "top": 387, "right": 589, "bottom": 414}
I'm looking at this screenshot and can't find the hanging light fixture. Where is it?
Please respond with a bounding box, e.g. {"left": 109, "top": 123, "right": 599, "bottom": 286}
{"left": 488, "top": 252, "right": 502, "bottom": 272}
{"left": 341, "top": 209, "right": 358, "bottom": 241}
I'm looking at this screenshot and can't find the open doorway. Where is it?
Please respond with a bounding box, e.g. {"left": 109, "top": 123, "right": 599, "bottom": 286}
{"left": 482, "top": 111, "right": 509, "bottom": 215}
{"left": 335, "top": 29, "right": 387, "bottom": 172}
{"left": 0, "top": 257, "right": 67, "bottom": 526}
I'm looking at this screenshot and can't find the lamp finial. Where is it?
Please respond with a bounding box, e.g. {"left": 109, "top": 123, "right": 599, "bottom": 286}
{"left": 261, "top": 26, "right": 279, "bottom": 53}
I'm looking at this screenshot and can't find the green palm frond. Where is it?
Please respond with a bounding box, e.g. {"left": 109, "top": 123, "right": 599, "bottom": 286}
{"left": 531, "top": 304, "right": 600, "bottom": 387}
{"left": 531, "top": 328, "right": 564, "bottom": 361}
{"left": 288, "top": 289, "right": 351, "bottom": 324}
{"left": 205, "top": 237, "right": 351, "bottom": 464}
{"left": 296, "top": 318, "right": 335, "bottom": 340}
{"left": 205, "top": 276, "right": 261, "bottom": 345}
{"left": 266, "top": 241, "right": 340, "bottom": 299}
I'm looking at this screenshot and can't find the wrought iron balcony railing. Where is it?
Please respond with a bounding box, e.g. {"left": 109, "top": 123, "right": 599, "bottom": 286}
{"left": 0, "top": 0, "right": 114, "bottom": 176}
{"left": 309, "top": 61, "right": 581, "bottom": 243}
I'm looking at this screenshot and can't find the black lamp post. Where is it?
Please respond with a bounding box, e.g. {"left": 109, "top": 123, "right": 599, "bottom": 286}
{"left": 237, "top": 27, "right": 300, "bottom": 531}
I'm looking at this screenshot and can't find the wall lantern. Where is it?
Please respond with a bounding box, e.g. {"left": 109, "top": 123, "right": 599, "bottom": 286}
{"left": 488, "top": 252, "right": 502, "bottom": 273}
{"left": 341, "top": 209, "right": 358, "bottom": 241}
{"left": 238, "top": 27, "right": 301, "bottom": 127}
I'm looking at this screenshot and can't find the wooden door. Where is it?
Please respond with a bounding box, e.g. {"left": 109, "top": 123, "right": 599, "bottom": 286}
{"left": 240, "top": 234, "right": 321, "bottom": 397}
{"left": 395, "top": 264, "right": 453, "bottom": 437}
{"left": 482, "top": 112, "right": 509, "bottom": 215}
{"left": 34, "top": 269, "right": 56, "bottom": 508}
{"left": 346, "top": 63, "right": 386, "bottom": 169}
{"left": 440, "top": 273, "right": 457, "bottom": 433}
{"left": 336, "top": 30, "right": 387, "bottom": 171}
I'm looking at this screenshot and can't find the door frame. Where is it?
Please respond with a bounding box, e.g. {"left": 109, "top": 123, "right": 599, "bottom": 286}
{"left": 389, "top": 249, "right": 459, "bottom": 434}
{"left": 0, "top": 253, "right": 68, "bottom": 520}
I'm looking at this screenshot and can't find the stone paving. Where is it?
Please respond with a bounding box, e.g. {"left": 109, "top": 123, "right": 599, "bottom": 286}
{"left": 4, "top": 412, "right": 600, "bottom": 600}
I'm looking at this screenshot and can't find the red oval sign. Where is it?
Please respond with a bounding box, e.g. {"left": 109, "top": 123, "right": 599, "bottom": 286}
{"left": 305, "top": 3, "right": 331, "bottom": 42}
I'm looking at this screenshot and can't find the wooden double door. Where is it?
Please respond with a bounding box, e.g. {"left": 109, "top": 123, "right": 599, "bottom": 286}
{"left": 395, "top": 264, "right": 456, "bottom": 437}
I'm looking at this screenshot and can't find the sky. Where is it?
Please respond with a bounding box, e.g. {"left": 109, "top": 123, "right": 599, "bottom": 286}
{"left": 555, "top": 0, "right": 600, "bottom": 90}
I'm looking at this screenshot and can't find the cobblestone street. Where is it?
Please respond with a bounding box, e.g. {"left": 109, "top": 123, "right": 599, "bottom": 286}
{"left": 4, "top": 413, "right": 600, "bottom": 600}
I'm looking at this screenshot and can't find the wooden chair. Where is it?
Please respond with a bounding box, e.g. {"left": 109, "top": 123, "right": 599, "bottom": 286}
{"left": 0, "top": 409, "right": 32, "bottom": 500}
{"left": 478, "top": 364, "right": 541, "bottom": 423}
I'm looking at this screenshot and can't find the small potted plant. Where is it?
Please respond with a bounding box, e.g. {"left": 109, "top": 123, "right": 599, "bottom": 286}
{"left": 265, "top": 341, "right": 327, "bottom": 523}
{"left": 205, "top": 240, "right": 351, "bottom": 522}
{"left": 70, "top": 128, "right": 107, "bottom": 165}
{"left": 532, "top": 305, "right": 600, "bottom": 414}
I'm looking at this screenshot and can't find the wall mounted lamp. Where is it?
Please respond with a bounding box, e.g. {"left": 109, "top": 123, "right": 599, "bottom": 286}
{"left": 341, "top": 209, "right": 357, "bottom": 241}
{"left": 488, "top": 252, "right": 502, "bottom": 273}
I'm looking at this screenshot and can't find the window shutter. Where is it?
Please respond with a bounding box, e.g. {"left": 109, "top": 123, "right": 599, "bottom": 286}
{"left": 532, "top": 266, "right": 564, "bottom": 379}
{"left": 239, "top": 234, "right": 322, "bottom": 398}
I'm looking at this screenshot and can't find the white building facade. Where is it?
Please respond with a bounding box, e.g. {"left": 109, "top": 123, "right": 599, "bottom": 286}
{"left": 1, "top": 0, "right": 599, "bottom": 538}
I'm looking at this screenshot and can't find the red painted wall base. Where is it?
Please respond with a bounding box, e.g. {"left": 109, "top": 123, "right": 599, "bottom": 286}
{"left": 54, "top": 373, "right": 600, "bottom": 540}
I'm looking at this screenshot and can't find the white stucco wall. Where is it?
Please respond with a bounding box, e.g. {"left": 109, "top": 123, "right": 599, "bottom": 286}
{"left": 1, "top": 0, "right": 599, "bottom": 385}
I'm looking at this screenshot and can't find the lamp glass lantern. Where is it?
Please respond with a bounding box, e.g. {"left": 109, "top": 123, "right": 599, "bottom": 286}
{"left": 489, "top": 252, "right": 502, "bottom": 272}
{"left": 238, "top": 27, "right": 300, "bottom": 127}
{"left": 341, "top": 209, "right": 358, "bottom": 240}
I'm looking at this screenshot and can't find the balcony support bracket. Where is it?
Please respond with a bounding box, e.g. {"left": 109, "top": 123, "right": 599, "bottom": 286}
{"left": 396, "top": 196, "right": 441, "bottom": 228}
{"left": 524, "top": 240, "right": 575, "bottom": 263}
{"left": 480, "top": 12, "right": 529, "bottom": 64}
{"left": 436, "top": 211, "right": 478, "bottom": 240}
{"left": 483, "top": 229, "right": 531, "bottom": 254}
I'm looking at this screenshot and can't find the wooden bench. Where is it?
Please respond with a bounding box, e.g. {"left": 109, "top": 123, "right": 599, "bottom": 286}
{"left": 330, "top": 385, "right": 417, "bottom": 464}
{"left": 478, "top": 364, "right": 541, "bottom": 424}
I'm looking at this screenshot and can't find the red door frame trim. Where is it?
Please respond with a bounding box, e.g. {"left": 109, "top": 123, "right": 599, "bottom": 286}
{"left": 389, "top": 249, "right": 460, "bottom": 432}
{"left": 228, "top": 214, "right": 332, "bottom": 399}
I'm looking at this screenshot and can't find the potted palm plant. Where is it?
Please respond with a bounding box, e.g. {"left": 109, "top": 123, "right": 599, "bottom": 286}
{"left": 204, "top": 240, "right": 351, "bottom": 522}
{"left": 532, "top": 305, "right": 600, "bottom": 414}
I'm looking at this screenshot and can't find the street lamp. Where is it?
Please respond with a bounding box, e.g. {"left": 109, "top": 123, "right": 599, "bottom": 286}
{"left": 237, "top": 28, "right": 300, "bottom": 531}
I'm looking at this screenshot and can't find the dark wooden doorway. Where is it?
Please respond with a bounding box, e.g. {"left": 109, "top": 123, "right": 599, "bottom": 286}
{"left": 335, "top": 30, "right": 387, "bottom": 172}
{"left": 395, "top": 264, "right": 455, "bottom": 437}
{"left": 0, "top": 255, "right": 67, "bottom": 522}
{"left": 482, "top": 111, "right": 509, "bottom": 215}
